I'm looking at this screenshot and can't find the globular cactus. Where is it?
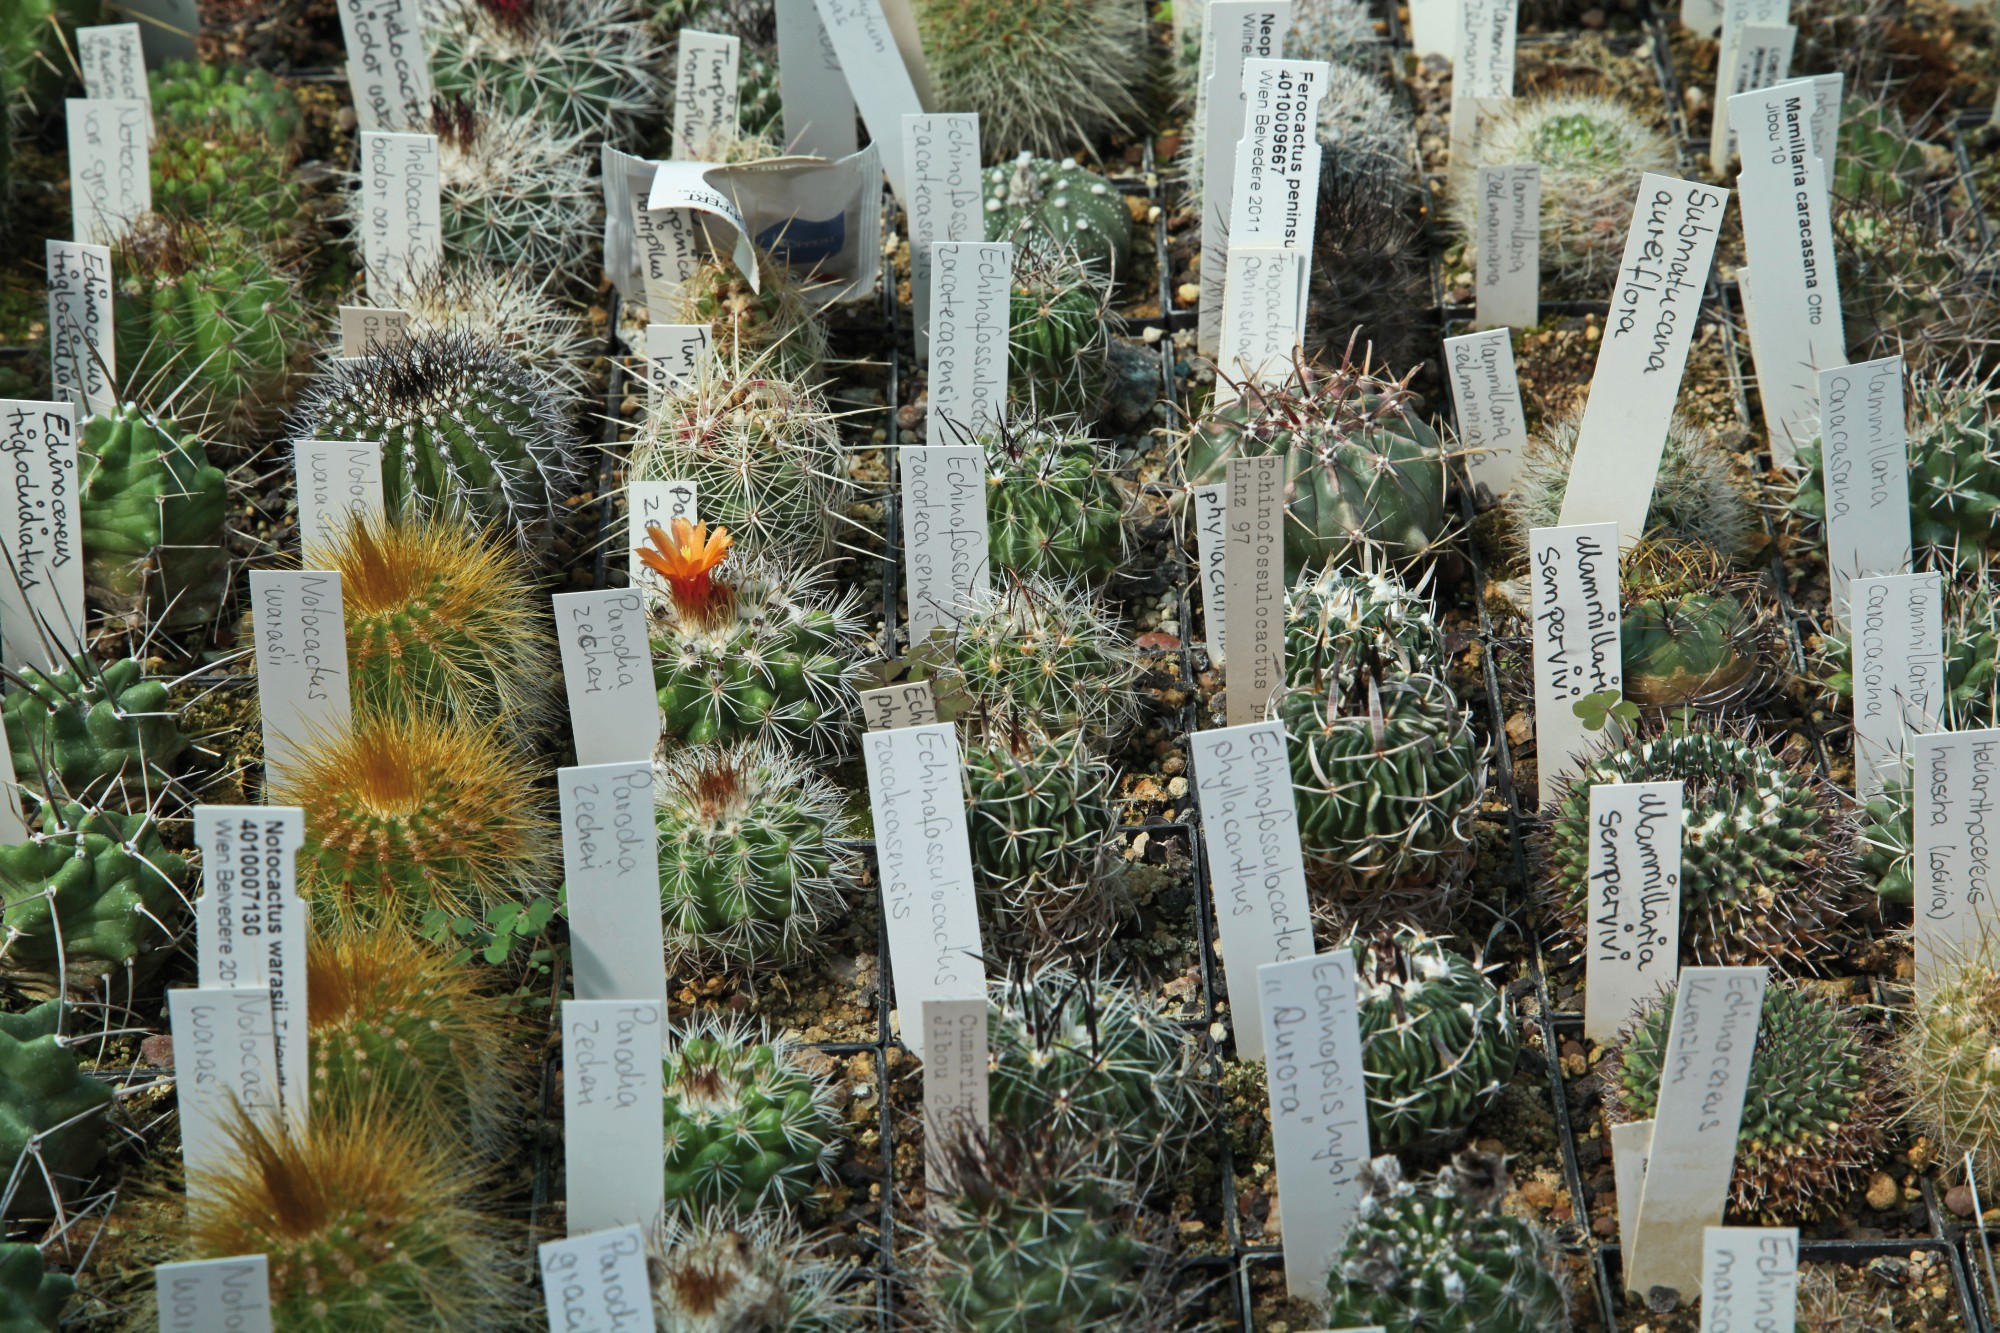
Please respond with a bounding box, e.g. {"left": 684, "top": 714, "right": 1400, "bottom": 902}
{"left": 1324, "top": 1151, "right": 1571, "bottom": 1333}
{"left": 0, "top": 1242, "right": 71, "bottom": 1331}
{"left": 1853, "top": 761, "right": 1915, "bottom": 904}
{"left": 646, "top": 1208, "right": 867, "bottom": 1332}
{"left": 78, "top": 404, "right": 229, "bottom": 631}
{"left": 979, "top": 418, "right": 1124, "bottom": 583}
{"left": 293, "top": 328, "right": 582, "bottom": 552}
{"left": 1831, "top": 180, "right": 1999, "bottom": 374}
{"left": 2, "top": 655, "right": 191, "bottom": 808}
{"left": 318, "top": 510, "right": 556, "bottom": 736}
{"left": 982, "top": 154, "right": 1133, "bottom": 279}
{"left": 1281, "top": 670, "right": 1487, "bottom": 924}
{"left": 642, "top": 0, "right": 775, "bottom": 41}
{"left": 0, "top": 802, "right": 189, "bottom": 989}
{"left": 113, "top": 216, "right": 305, "bottom": 428}
{"left": 1450, "top": 94, "right": 1676, "bottom": 290}
{"left": 736, "top": 46, "right": 782, "bottom": 139}
{"left": 927, "top": 575, "right": 1138, "bottom": 741}
{"left": 1618, "top": 539, "right": 1774, "bottom": 711}
{"left": 365, "top": 260, "right": 590, "bottom": 405}
{"left": 639, "top": 519, "right": 865, "bottom": 752}
{"left": 1892, "top": 942, "right": 2000, "bottom": 1191}
{"left": 148, "top": 61, "right": 303, "bottom": 242}
{"left": 1286, "top": 0, "right": 1378, "bottom": 63}
{"left": 1005, "top": 256, "right": 1112, "bottom": 420}
{"left": 166, "top": 1110, "right": 521, "bottom": 1331}
{"left": 1504, "top": 410, "right": 1758, "bottom": 567}
{"left": 1181, "top": 356, "right": 1451, "bottom": 578}
{"left": 673, "top": 256, "right": 829, "bottom": 386}
{"left": 651, "top": 741, "right": 852, "bottom": 971}
{"left": 418, "top": 96, "right": 598, "bottom": 281}
{"left": 1610, "top": 981, "right": 1888, "bottom": 1222}
{"left": 270, "top": 710, "right": 558, "bottom": 927}
{"left": 986, "top": 967, "right": 1208, "bottom": 1189}
{"left": 1352, "top": 930, "right": 1518, "bottom": 1150}
{"left": 1309, "top": 161, "right": 1431, "bottom": 375}
{"left": 1818, "top": 568, "right": 2000, "bottom": 731}
{"left": 1542, "top": 719, "right": 1859, "bottom": 970}
{"left": 659, "top": 1016, "right": 841, "bottom": 1213}
{"left": 306, "top": 927, "right": 519, "bottom": 1154}
{"left": 0, "top": 1000, "right": 113, "bottom": 1217}
{"left": 912, "top": 0, "right": 1147, "bottom": 159}
{"left": 1792, "top": 372, "right": 2000, "bottom": 565}
{"left": 427, "top": 0, "right": 668, "bottom": 142}
{"left": 1283, "top": 564, "right": 1446, "bottom": 689}
{"left": 629, "top": 352, "right": 850, "bottom": 563}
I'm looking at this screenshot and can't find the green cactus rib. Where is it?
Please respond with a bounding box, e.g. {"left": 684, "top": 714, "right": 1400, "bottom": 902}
{"left": 0, "top": 802, "right": 189, "bottom": 984}
{"left": 1006, "top": 273, "right": 1110, "bottom": 421}
{"left": 1352, "top": 931, "right": 1518, "bottom": 1150}
{"left": 1620, "top": 590, "right": 1761, "bottom": 708}
{"left": 1611, "top": 982, "right": 1887, "bottom": 1222}
{"left": 428, "top": 0, "right": 667, "bottom": 142}
{"left": 0, "top": 1001, "right": 113, "bottom": 1217}
{"left": 1326, "top": 1152, "right": 1571, "bottom": 1333}
{"left": 963, "top": 727, "right": 1121, "bottom": 955}
{"left": 982, "top": 154, "right": 1133, "bottom": 278}
{"left": 1894, "top": 946, "right": 2000, "bottom": 1192}
{"left": 1283, "top": 565, "right": 1446, "bottom": 690}
{"left": 2, "top": 654, "right": 190, "bottom": 806}
{"left": 980, "top": 421, "right": 1123, "bottom": 583}
{"left": 78, "top": 405, "right": 228, "bottom": 629}
{"left": 148, "top": 62, "right": 303, "bottom": 241}
{"left": 934, "top": 576, "right": 1137, "bottom": 741}
{"left": 659, "top": 1018, "right": 841, "bottom": 1213}
{"left": 0, "top": 1241, "right": 72, "bottom": 1332}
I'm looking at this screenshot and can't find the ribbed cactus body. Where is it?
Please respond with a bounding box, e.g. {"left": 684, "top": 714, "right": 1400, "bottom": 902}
{"left": 426, "top": 98, "right": 598, "bottom": 279}
{"left": 0, "top": 1001, "right": 112, "bottom": 1216}
{"left": 1617, "top": 541, "right": 1768, "bottom": 711}
{"left": 736, "top": 46, "right": 781, "bottom": 137}
{"left": 0, "top": 803, "right": 188, "bottom": 984}
{"left": 0, "top": 1242, "right": 72, "bottom": 1331}
{"left": 1006, "top": 268, "right": 1109, "bottom": 420}
{"left": 428, "top": 0, "right": 667, "bottom": 141}
{"left": 1283, "top": 566, "right": 1444, "bottom": 688}
{"left": 981, "top": 422, "right": 1122, "bottom": 582}
{"left": 148, "top": 62, "right": 302, "bottom": 240}
{"left": 914, "top": 0, "right": 1146, "bottom": 158}
{"left": 2, "top": 655, "right": 189, "bottom": 806}
{"left": 1894, "top": 946, "right": 2000, "bottom": 1191}
{"left": 982, "top": 155, "right": 1132, "bottom": 277}
{"left": 660, "top": 1019, "right": 840, "bottom": 1212}
{"left": 1353, "top": 931, "right": 1517, "bottom": 1150}
{"left": 934, "top": 577, "right": 1135, "bottom": 739}
{"left": 78, "top": 405, "right": 228, "bottom": 629}
{"left": 963, "top": 728, "right": 1120, "bottom": 955}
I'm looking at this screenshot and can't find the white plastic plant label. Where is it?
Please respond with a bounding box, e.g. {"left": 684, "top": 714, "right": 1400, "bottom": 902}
{"left": 357, "top": 131, "right": 441, "bottom": 305}
{"left": 76, "top": 25, "right": 151, "bottom": 117}
{"left": 644, "top": 324, "right": 714, "bottom": 399}
{"left": 558, "top": 762, "right": 669, "bottom": 1013}
{"left": 293, "top": 440, "right": 384, "bottom": 555}
{"left": 1194, "top": 483, "right": 1229, "bottom": 662}
{"left": 775, "top": 0, "right": 858, "bottom": 160}
{"left": 1698, "top": 1227, "right": 1798, "bottom": 1333}
{"left": 860, "top": 679, "right": 937, "bottom": 730}
{"left": 45, "top": 241, "right": 115, "bottom": 419}
{"left": 921, "top": 997, "right": 989, "bottom": 1192}
{"left": 1408, "top": 0, "right": 1455, "bottom": 54}
{"left": 902, "top": 112, "right": 982, "bottom": 363}
{"left": 1910, "top": 729, "right": 2000, "bottom": 990}
{"left": 1214, "top": 247, "right": 1308, "bottom": 405}
{"left": 0, "top": 725, "right": 27, "bottom": 844}
{"left": 1681, "top": 0, "right": 1725, "bottom": 36}
{"left": 1709, "top": 0, "right": 1792, "bottom": 170}
{"left": 249, "top": 571, "right": 351, "bottom": 788}
{"left": 552, "top": 589, "right": 660, "bottom": 768}
{"left": 336, "top": 305, "right": 410, "bottom": 357}
{"left": 1197, "top": 2, "right": 1290, "bottom": 355}
{"left": 1453, "top": 0, "right": 1518, "bottom": 110}
{"left": 168, "top": 986, "right": 282, "bottom": 1200}
{"left": 1810, "top": 74, "right": 1842, "bottom": 179}
{"left": 927, "top": 241, "right": 1010, "bottom": 440}
{"left": 1583, "top": 782, "right": 1683, "bottom": 1045}
{"left": 1817, "top": 357, "right": 1910, "bottom": 627}
{"left": 0, "top": 399, "right": 86, "bottom": 672}
{"left": 603, "top": 147, "right": 651, "bottom": 302}
{"left": 1444, "top": 329, "right": 1530, "bottom": 496}
{"left": 812, "top": 0, "right": 924, "bottom": 201}
{"left": 1527, "top": 522, "right": 1622, "bottom": 806}
{"left": 334, "top": 0, "right": 433, "bottom": 132}
{"left": 155, "top": 1255, "right": 274, "bottom": 1333}
{"left": 1610, "top": 1118, "right": 1654, "bottom": 1256}
{"left": 673, "top": 31, "right": 741, "bottom": 161}
{"left": 633, "top": 193, "right": 702, "bottom": 323}
{"left": 900, "top": 445, "right": 988, "bottom": 643}
{"left": 1188, "top": 720, "right": 1314, "bottom": 1059}
{"left": 66, "top": 99, "right": 151, "bottom": 244}
{"left": 626, "top": 479, "right": 697, "bottom": 584}
{"left": 1848, "top": 572, "right": 1944, "bottom": 799}
{"left": 561, "top": 1000, "right": 667, "bottom": 1234}
{"left": 539, "top": 1226, "right": 657, "bottom": 1333}
{"left": 647, "top": 161, "right": 761, "bottom": 292}
{"left": 1474, "top": 166, "right": 1540, "bottom": 329}
{"left": 1227, "top": 59, "right": 1328, "bottom": 253}
{"left": 1223, "top": 455, "right": 1285, "bottom": 725}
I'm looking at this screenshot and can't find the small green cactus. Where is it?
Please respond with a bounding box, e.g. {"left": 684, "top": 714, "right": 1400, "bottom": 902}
{"left": 1005, "top": 256, "right": 1112, "bottom": 420}
{"left": 1611, "top": 982, "right": 1888, "bottom": 1222}
{"left": 428, "top": 0, "right": 668, "bottom": 141}
{"left": 1853, "top": 761, "right": 1915, "bottom": 904}
{"left": 148, "top": 61, "right": 303, "bottom": 242}
{"left": 424, "top": 96, "right": 599, "bottom": 281}
{"left": 2, "top": 654, "right": 190, "bottom": 807}
{"left": 0, "top": 1000, "right": 112, "bottom": 1217}
{"left": 1617, "top": 540, "right": 1772, "bottom": 711}
{"left": 0, "top": 0, "right": 95, "bottom": 121}
{"left": 1892, "top": 942, "right": 2000, "bottom": 1192}
{"left": 673, "top": 255, "right": 828, "bottom": 386}
{"left": 0, "top": 1242, "right": 72, "bottom": 1332}
{"left": 928, "top": 576, "right": 1138, "bottom": 741}
{"left": 979, "top": 419, "right": 1124, "bottom": 583}
{"left": 0, "top": 802, "right": 190, "bottom": 988}
{"left": 647, "top": 1208, "right": 866, "bottom": 1332}
{"left": 78, "top": 405, "right": 229, "bottom": 630}
{"left": 651, "top": 741, "right": 852, "bottom": 970}
{"left": 982, "top": 154, "right": 1133, "bottom": 278}
{"left": 987, "top": 967, "right": 1207, "bottom": 1188}
{"left": 1325, "top": 1151, "right": 1571, "bottom": 1333}
{"left": 1182, "top": 356, "right": 1450, "bottom": 578}
{"left": 735, "top": 46, "right": 782, "bottom": 138}
{"left": 1543, "top": 720, "right": 1858, "bottom": 969}
{"left": 1352, "top": 930, "right": 1518, "bottom": 1151}
{"left": 293, "top": 329, "right": 582, "bottom": 552}
{"left": 660, "top": 1017, "right": 841, "bottom": 1213}
{"left": 1282, "top": 565, "right": 1446, "bottom": 689}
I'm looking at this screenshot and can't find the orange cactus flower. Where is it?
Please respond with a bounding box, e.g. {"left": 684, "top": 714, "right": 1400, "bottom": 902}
{"left": 638, "top": 517, "right": 734, "bottom": 613}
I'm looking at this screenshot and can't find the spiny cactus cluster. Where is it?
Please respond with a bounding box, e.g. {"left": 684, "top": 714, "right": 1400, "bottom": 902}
{"left": 421, "top": 96, "right": 599, "bottom": 281}
{"left": 659, "top": 1016, "right": 842, "bottom": 1213}
{"left": 428, "top": 0, "right": 668, "bottom": 141}
{"left": 148, "top": 61, "right": 303, "bottom": 242}
{"left": 1310, "top": 162, "right": 1431, "bottom": 374}
{"left": 1893, "top": 942, "right": 2000, "bottom": 1191}
{"left": 0, "top": 1000, "right": 112, "bottom": 1217}
{"left": 929, "top": 575, "right": 1138, "bottom": 741}
{"left": 1617, "top": 539, "right": 1774, "bottom": 711}
{"left": 674, "top": 256, "right": 829, "bottom": 386}
{"left": 1006, "top": 256, "right": 1113, "bottom": 420}
{"left": 980, "top": 418, "right": 1125, "bottom": 582}
{"left": 77, "top": 405, "right": 229, "bottom": 631}
{"left": 983, "top": 154, "right": 1133, "bottom": 278}
{"left": 1283, "top": 564, "right": 1446, "bottom": 689}
{"left": 1610, "top": 982, "right": 1888, "bottom": 1222}
{"left": 0, "top": 802, "right": 189, "bottom": 988}
{"left": 367, "top": 260, "right": 590, "bottom": 403}
{"left": 1352, "top": 930, "right": 1518, "bottom": 1150}
{"left": 646, "top": 1208, "right": 867, "bottom": 1332}
{"left": 3, "top": 654, "right": 192, "bottom": 808}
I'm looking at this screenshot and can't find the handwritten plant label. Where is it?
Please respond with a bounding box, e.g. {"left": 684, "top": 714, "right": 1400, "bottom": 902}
{"left": 674, "top": 31, "right": 741, "bottom": 161}
{"left": 1528, "top": 523, "right": 1622, "bottom": 806}
{"left": 337, "top": 304, "right": 410, "bottom": 357}
{"left": 191, "top": 806, "right": 308, "bottom": 1130}
{"left": 1475, "top": 166, "right": 1540, "bottom": 329}
{"left": 1584, "top": 782, "right": 1684, "bottom": 1044}
{"left": 539, "top": 1226, "right": 656, "bottom": 1333}
{"left": 66, "top": 99, "right": 151, "bottom": 244}
{"left": 553, "top": 590, "right": 660, "bottom": 768}
{"left": 812, "top": 0, "right": 924, "bottom": 201}
{"left": 0, "top": 399, "right": 86, "bottom": 672}
{"left": 1910, "top": 729, "right": 2000, "bottom": 989}
{"left": 357, "top": 131, "right": 441, "bottom": 305}
{"left": 168, "top": 986, "right": 281, "bottom": 1198}
{"left": 632, "top": 196, "right": 702, "bottom": 322}
{"left": 1818, "top": 357, "right": 1910, "bottom": 626}
{"left": 626, "top": 479, "right": 697, "bottom": 583}
{"left": 1195, "top": 483, "right": 1229, "bottom": 661}
{"left": 644, "top": 324, "right": 714, "bottom": 399}
{"left": 76, "top": 25, "right": 151, "bottom": 115}
{"left": 860, "top": 679, "right": 937, "bottom": 730}
{"left": 1849, "top": 572, "right": 1943, "bottom": 798}
{"left": 927, "top": 241, "right": 1010, "bottom": 438}
{"left": 1223, "top": 455, "right": 1285, "bottom": 725}
{"left": 1557, "top": 177, "right": 1729, "bottom": 544}
{"left": 1626, "top": 965, "right": 1768, "bottom": 1302}
{"left": 1189, "top": 720, "right": 1314, "bottom": 1059}
{"left": 1215, "top": 247, "right": 1308, "bottom": 404}
{"left": 1228, "top": 59, "right": 1328, "bottom": 253}
{"left": 293, "top": 440, "right": 384, "bottom": 554}
{"left": 562, "top": 1000, "right": 667, "bottom": 1235}
{"left": 335, "top": 0, "right": 433, "bottom": 132}
{"left": 1810, "top": 74, "right": 1842, "bottom": 178}
{"left": 921, "top": 997, "right": 989, "bottom": 1192}
{"left": 776, "top": 0, "right": 858, "bottom": 160}
{"left": 1408, "top": 0, "right": 1455, "bottom": 55}
{"left": 558, "top": 762, "right": 669, "bottom": 1013}
{"left": 1610, "top": 1118, "right": 1654, "bottom": 1256}
{"left": 1445, "top": 329, "right": 1530, "bottom": 496}
{"left": 1259, "top": 949, "right": 1371, "bottom": 1295}
{"left": 903, "top": 112, "right": 983, "bottom": 363}
{"left": 46, "top": 240, "right": 115, "bottom": 417}
{"left": 1197, "top": 2, "right": 1290, "bottom": 355}
{"left": 249, "top": 570, "right": 351, "bottom": 786}
{"left": 155, "top": 1256, "right": 273, "bottom": 1333}
{"left": 646, "top": 161, "right": 760, "bottom": 291}
{"left": 1699, "top": 1228, "right": 1798, "bottom": 1333}
{"left": 1729, "top": 80, "right": 1842, "bottom": 466}
{"left": 1709, "top": 6, "right": 1794, "bottom": 169}
{"left": 861, "top": 722, "right": 984, "bottom": 1059}
{"left": 901, "top": 445, "right": 988, "bottom": 643}
{"left": 1450, "top": 0, "right": 1517, "bottom": 152}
